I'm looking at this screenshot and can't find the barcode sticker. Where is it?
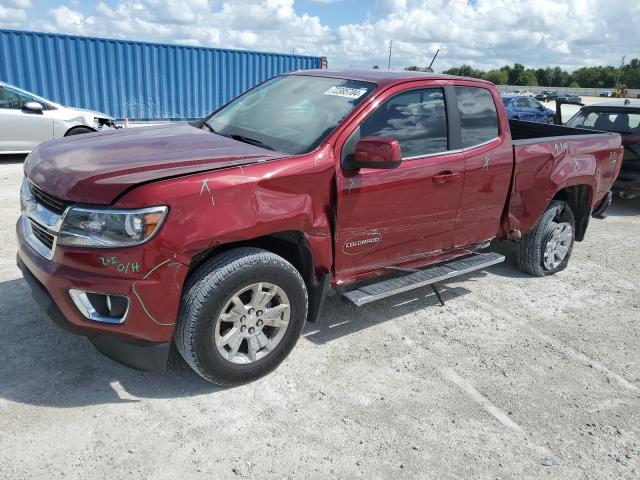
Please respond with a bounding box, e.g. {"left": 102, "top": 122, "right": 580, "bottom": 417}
{"left": 323, "top": 86, "right": 368, "bottom": 99}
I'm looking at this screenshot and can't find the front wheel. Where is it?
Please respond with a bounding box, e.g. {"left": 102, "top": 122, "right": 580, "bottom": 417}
{"left": 516, "top": 201, "right": 575, "bottom": 277}
{"left": 175, "top": 248, "right": 308, "bottom": 385}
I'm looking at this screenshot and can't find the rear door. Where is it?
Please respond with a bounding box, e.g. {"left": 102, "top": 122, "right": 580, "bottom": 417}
{"left": 453, "top": 85, "right": 515, "bottom": 247}
{"left": 0, "top": 85, "right": 53, "bottom": 153}
{"left": 334, "top": 83, "right": 465, "bottom": 279}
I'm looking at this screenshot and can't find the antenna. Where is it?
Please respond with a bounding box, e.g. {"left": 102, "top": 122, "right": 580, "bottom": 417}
{"left": 387, "top": 40, "right": 393, "bottom": 70}
{"left": 427, "top": 49, "right": 440, "bottom": 71}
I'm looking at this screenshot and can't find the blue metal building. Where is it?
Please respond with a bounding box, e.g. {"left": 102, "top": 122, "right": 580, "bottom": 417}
{"left": 0, "top": 29, "right": 325, "bottom": 121}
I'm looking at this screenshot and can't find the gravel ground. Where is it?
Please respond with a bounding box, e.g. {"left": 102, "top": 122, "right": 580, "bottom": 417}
{"left": 0, "top": 158, "right": 638, "bottom": 480}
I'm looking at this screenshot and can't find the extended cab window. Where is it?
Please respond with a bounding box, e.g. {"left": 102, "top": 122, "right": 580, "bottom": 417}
{"left": 455, "top": 86, "right": 499, "bottom": 148}
{"left": 358, "top": 88, "right": 448, "bottom": 158}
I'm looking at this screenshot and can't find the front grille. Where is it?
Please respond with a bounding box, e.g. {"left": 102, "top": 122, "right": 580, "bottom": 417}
{"left": 30, "top": 183, "right": 73, "bottom": 215}
{"left": 29, "top": 219, "right": 55, "bottom": 250}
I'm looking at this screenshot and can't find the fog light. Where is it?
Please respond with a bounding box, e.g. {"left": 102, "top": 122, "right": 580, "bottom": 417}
{"left": 69, "top": 289, "right": 129, "bottom": 324}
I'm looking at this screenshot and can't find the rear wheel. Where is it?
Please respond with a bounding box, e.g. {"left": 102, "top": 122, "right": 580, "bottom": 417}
{"left": 175, "top": 248, "right": 308, "bottom": 385}
{"left": 516, "top": 201, "right": 575, "bottom": 276}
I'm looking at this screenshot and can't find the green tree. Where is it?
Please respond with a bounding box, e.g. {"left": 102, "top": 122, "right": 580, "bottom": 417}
{"left": 372, "top": 65, "right": 380, "bottom": 69}
{"left": 404, "top": 65, "right": 434, "bottom": 72}
{"left": 443, "top": 64, "right": 484, "bottom": 78}
{"left": 621, "top": 58, "right": 640, "bottom": 88}
{"left": 483, "top": 69, "right": 508, "bottom": 85}
{"left": 508, "top": 63, "right": 526, "bottom": 84}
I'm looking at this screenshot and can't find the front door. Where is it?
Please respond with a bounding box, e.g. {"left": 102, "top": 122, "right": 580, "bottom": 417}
{"left": 334, "top": 84, "right": 465, "bottom": 280}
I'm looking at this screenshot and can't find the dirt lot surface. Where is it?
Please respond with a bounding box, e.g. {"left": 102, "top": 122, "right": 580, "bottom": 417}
{"left": 0, "top": 158, "right": 638, "bottom": 480}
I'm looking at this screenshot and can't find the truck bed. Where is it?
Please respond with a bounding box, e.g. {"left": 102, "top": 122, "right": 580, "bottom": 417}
{"left": 506, "top": 119, "right": 623, "bottom": 239}
{"left": 508, "top": 119, "right": 616, "bottom": 146}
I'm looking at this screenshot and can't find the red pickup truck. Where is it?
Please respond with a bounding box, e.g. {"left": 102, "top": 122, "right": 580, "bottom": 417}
{"left": 17, "top": 70, "right": 622, "bottom": 385}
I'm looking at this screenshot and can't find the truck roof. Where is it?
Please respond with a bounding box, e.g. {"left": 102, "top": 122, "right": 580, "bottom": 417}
{"left": 288, "top": 69, "right": 495, "bottom": 87}
{"left": 586, "top": 99, "right": 640, "bottom": 109}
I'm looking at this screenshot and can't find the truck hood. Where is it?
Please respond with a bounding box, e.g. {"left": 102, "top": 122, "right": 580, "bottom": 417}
{"left": 25, "top": 123, "right": 289, "bottom": 204}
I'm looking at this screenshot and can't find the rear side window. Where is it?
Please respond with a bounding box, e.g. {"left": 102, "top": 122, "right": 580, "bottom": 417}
{"left": 455, "top": 86, "right": 499, "bottom": 148}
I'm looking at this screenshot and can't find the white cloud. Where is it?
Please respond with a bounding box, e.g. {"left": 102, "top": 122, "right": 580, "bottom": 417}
{"left": 0, "top": 5, "right": 27, "bottom": 26}
{"left": 1, "top": 0, "right": 639, "bottom": 71}
{"left": 7, "top": 0, "right": 31, "bottom": 8}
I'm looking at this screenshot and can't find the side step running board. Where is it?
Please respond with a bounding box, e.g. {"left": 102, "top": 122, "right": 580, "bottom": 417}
{"left": 342, "top": 252, "right": 505, "bottom": 307}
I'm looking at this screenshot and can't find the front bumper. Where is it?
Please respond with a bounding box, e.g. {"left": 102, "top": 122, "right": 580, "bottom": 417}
{"left": 16, "top": 219, "right": 189, "bottom": 371}
{"left": 17, "top": 255, "right": 170, "bottom": 371}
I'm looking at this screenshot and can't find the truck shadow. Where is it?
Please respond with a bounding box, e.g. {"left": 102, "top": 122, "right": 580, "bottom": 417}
{"left": 606, "top": 195, "right": 640, "bottom": 217}
{"left": 303, "top": 284, "right": 473, "bottom": 345}
{"left": 0, "top": 259, "right": 518, "bottom": 407}
{"left": 0, "top": 277, "right": 224, "bottom": 408}
{"left": 0, "top": 154, "right": 28, "bottom": 164}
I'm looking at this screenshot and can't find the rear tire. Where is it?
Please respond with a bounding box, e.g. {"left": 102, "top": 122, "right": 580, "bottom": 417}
{"left": 175, "top": 248, "right": 308, "bottom": 385}
{"left": 516, "top": 201, "right": 575, "bottom": 277}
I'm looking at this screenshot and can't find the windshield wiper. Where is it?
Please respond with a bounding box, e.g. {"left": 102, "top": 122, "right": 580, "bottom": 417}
{"left": 229, "top": 134, "right": 275, "bottom": 151}
{"left": 203, "top": 120, "right": 216, "bottom": 133}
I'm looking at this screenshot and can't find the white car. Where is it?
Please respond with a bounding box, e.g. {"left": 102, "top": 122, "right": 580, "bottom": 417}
{"left": 0, "top": 81, "right": 118, "bottom": 155}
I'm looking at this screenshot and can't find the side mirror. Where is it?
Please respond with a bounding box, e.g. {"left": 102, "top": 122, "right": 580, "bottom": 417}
{"left": 22, "top": 102, "right": 44, "bottom": 114}
{"left": 23, "top": 101, "right": 44, "bottom": 114}
{"left": 349, "top": 136, "right": 402, "bottom": 170}
{"left": 538, "top": 105, "right": 545, "bottom": 111}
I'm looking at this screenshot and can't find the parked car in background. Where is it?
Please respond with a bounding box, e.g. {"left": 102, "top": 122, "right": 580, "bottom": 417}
{"left": 502, "top": 94, "right": 555, "bottom": 123}
{"left": 534, "top": 90, "right": 558, "bottom": 102}
{"left": 600, "top": 90, "right": 613, "bottom": 97}
{"left": 565, "top": 99, "right": 640, "bottom": 199}
{"left": 17, "top": 71, "right": 621, "bottom": 384}
{"left": 558, "top": 93, "right": 582, "bottom": 103}
{"left": 0, "top": 81, "right": 117, "bottom": 155}
{"left": 512, "top": 89, "right": 534, "bottom": 97}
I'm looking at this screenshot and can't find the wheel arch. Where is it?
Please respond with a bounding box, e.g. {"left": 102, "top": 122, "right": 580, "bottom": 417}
{"left": 64, "top": 125, "right": 97, "bottom": 136}
{"left": 552, "top": 184, "right": 593, "bottom": 241}
{"left": 186, "top": 231, "right": 329, "bottom": 323}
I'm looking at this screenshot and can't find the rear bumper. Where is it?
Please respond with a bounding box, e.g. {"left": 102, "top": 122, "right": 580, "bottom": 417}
{"left": 17, "top": 254, "right": 171, "bottom": 371}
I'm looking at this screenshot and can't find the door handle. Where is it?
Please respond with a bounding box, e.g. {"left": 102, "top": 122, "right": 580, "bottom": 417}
{"left": 433, "top": 171, "right": 460, "bottom": 184}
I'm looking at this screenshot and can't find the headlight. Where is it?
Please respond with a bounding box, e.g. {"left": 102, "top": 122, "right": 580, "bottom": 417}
{"left": 20, "top": 177, "right": 35, "bottom": 212}
{"left": 58, "top": 206, "right": 168, "bottom": 247}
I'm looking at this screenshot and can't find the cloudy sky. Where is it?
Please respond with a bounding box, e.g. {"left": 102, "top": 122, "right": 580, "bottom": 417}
{"left": 1, "top": 0, "right": 638, "bottom": 71}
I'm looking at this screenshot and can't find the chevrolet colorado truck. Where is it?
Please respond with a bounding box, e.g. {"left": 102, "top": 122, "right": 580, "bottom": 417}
{"left": 17, "top": 70, "right": 622, "bottom": 385}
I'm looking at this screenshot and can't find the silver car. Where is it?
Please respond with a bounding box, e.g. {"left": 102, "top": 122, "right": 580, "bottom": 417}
{"left": 0, "top": 81, "right": 118, "bottom": 155}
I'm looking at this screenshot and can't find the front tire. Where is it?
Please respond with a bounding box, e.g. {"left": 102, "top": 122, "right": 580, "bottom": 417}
{"left": 175, "top": 248, "right": 308, "bottom": 385}
{"left": 516, "top": 201, "right": 575, "bottom": 277}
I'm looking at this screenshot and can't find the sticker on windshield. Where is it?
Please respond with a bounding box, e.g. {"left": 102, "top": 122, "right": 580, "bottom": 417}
{"left": 323, "top": 86, "right": 368, "bottom": 99}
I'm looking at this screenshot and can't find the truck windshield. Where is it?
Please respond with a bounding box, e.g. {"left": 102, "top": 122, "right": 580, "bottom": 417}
{"left": 204, "top": 75, "right": 376, "bottom": 155}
